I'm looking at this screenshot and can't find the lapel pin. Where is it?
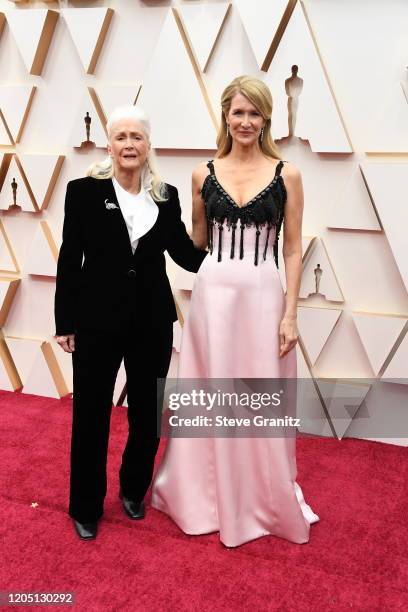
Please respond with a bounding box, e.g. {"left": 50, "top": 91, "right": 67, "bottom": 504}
{"left": 105, "top": 199, "right": 119, "bottom": 210}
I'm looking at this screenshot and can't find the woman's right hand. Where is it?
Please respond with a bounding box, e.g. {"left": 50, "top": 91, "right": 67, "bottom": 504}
{"left": 55, "top": 334, "right": 75, "bottom": 353}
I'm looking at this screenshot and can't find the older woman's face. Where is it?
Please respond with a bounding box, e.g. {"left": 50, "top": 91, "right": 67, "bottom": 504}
{"left": 107, "top": 119, "right": 149, "bottom": 173}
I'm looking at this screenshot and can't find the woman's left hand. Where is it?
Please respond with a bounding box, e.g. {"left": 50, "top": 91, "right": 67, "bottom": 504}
{"left": 279, "top": 316, "right": 299, "bottom": 358}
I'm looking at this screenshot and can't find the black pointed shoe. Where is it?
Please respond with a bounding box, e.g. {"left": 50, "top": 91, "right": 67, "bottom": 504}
{"left": 119, "top": 490, "right": 145, "bottom": 520}
{"left": 73, "top": 520, "right": 98, "bottom": 540}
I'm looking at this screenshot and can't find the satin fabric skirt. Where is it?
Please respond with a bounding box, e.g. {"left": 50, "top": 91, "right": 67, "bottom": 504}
{"left": 152, "top": 226, "right": 319, "bottom": 547}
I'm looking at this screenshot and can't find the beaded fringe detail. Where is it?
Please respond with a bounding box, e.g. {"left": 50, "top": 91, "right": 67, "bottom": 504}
{"left": 202, "top": 159, "right": 287, "bottom": 268}
{"left": 207, "top": 220, "right": 280, "bottom": 266}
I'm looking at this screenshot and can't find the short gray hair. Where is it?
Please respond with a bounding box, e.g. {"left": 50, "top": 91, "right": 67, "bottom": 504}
{"left": 106, "top": 105, "right": 151, "bottom": 140}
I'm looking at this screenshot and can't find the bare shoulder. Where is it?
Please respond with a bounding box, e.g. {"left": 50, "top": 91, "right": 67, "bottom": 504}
{"left": 281, "top": 161, "right": 302, "bottom": 183}
{"left": 192, "top": 160, "right": 211, "bottom": 189}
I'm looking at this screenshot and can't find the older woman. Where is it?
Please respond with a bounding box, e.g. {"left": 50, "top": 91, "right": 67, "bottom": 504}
{"left": 55, "top": 105, "right": 206, "bottom": 540}
{"left": 152, "top": 76, "right": 319, "bottom": 548}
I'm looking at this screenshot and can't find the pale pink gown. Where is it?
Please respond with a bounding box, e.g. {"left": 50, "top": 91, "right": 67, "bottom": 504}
{"left": 152, "top": 161, "right": 319, "bottom": 547}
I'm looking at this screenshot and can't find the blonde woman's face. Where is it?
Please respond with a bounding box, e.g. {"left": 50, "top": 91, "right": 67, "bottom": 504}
{"left": 226, "top": 92, "right": 265, "bottom": 147}
{"left": 107, "top": 119, "right": 149, "bottom": 173}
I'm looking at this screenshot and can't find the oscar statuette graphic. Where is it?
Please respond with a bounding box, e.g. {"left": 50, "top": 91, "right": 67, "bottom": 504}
{"left": 10, "top": 177, "right": 20, "bottom": 209}
{"left": 11, "top": 177, "right": 17, "bottom": 206}
{"left": 307, "top": 263, "right": 326, "bottom": 298}
{"left": 81, "top": 111, "right": 95, "bottom": 149}
{"left": 285, "top": 65, "right": 303, "bottom": 137}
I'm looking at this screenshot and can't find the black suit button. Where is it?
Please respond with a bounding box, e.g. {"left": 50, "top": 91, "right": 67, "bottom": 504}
{"left": 127, "top": 269, "right": 137, "bottom": 278}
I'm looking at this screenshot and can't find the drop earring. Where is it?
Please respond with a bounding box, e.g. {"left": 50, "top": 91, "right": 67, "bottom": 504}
{"left": 260, "top": 127, "right": 264, "bottom": 141}
{"left": 226, "top": 124, "right": 230, "bottom": 138}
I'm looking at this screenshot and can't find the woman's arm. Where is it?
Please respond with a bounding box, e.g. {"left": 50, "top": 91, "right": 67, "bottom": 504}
{"left": 166, "top": 184, "right": 207, "bottom": 273}
{"left": 54, "top": 181, "right": 84, "bottom": 339}
{"left": 279, "top": 163, "right": 304, "bottom": 357}
{"left": 191, "top": 163, "right": 208, "bottom": 250}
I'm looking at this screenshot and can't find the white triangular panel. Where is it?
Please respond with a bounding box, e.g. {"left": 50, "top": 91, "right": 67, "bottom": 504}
{"left": 178, "top": 3, "right": 231, "bottom": 72}
{"left": 316, "top": 379, "right": 370, "bottom": 440}
{"left": 91, "top": 85, "right": 140, "bottom": 122}
{"left": 264, "top": 3, "right": 351, "bottom": 152}
{"left": 365, "top": 83, "right": 408, "bottom": 153}
{"left": 0, "top": 157, "right": 36, "bottom": 212}
{"left": 0, "top": 85, "right": 36, "bottom": 144}
{"left": 138, "top": 10, "right": 216, "bottom": 149}
{"left": 360, "top": 162, "right": 408, "bottom": 292}
{"left": 23, "top": 343, "right": 59, "bottom": 398}
{"left": 70, "top": 90, "right": 107, "bottom": 149}
{"left": 296, "top": 376, "right": 332, "bottom": 437}
{"left": 62, "top": 8, "right": 114, "bottom": 74}
{"left": 5, "top": 337, "right": 42, "bottom": 386}
{"left": 298, "top": 306, "right": 342, "bottom": 365}
{"left": 327, "top": 165, "right": 381, "bottom": 231}
{"left": 25, "top": 221, "right": 58, "bottom": 277}
{"left": 6, "top": 9, "right": 58, "bottom": 75}
{"left": 352, "top": 313, "right": 406, "bottom": 375}
{"left": 0, "top": 220, "right": 19, "bottom": 273}
{"left": 235, "top": 0, "right": 289, "bottom": 69}
{"left": 381, "top": 333, "right": 408, "bottom": 381}
{"left": 22, "top": 341, "right": 69, "bottom": 398}
{"left": 17, "top": 155, "right": 64, "bottom": 210}
{"left": 300, "top": 239, "right": 344, "bottom": 302}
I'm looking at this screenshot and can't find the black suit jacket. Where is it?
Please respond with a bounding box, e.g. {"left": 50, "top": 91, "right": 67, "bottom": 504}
{"left": 54, "top": 177, "right": 206, "bottom": 335}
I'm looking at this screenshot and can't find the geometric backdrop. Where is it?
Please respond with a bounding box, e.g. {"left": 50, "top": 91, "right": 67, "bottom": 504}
{"left": 1, "top": 0, "right": 407, "bottom": 445}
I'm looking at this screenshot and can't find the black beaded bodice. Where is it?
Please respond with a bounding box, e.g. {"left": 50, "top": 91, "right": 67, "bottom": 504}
{"left": 201, "top": 160, "right": 286, "bottom": 267}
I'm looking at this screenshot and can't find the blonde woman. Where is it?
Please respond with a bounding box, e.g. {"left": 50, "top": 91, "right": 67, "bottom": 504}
{"left": 55, "top": 105, "right": 206, "bottom": 540}
{"left": 152, "top": 76, "right": 319, "bottom": 547}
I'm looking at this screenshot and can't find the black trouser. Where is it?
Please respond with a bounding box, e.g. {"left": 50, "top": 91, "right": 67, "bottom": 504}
{"left": 69, "top": 320, "right": 173, "bottom": 523}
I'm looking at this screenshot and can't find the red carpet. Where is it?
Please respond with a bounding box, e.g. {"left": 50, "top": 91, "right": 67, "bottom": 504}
{"left": 0, "top": 390, "right": 407, "bottom": 611}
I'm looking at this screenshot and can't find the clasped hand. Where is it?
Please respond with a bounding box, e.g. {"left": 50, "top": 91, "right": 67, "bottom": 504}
{"left": 55, "top": 334, "right": 75, "bottom": 353}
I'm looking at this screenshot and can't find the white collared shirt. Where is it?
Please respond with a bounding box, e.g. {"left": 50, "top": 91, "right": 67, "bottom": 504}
{"left": 112, "top": 177, "right": 159, "bottom": 253}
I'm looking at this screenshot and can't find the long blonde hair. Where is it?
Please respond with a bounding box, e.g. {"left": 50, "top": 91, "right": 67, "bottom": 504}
{"left": 87, "top": 105, "right": 167, "bottom": 201}
{"left": 216, "top": 75, "right": 281, "bottom": 160}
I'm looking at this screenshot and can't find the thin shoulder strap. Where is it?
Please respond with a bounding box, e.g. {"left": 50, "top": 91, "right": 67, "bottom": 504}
{"left": 207, "top": 160, "right": 215, "bottom": 175}
{"left": 275, "top": 160, "right": 285, "bottom": 177}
